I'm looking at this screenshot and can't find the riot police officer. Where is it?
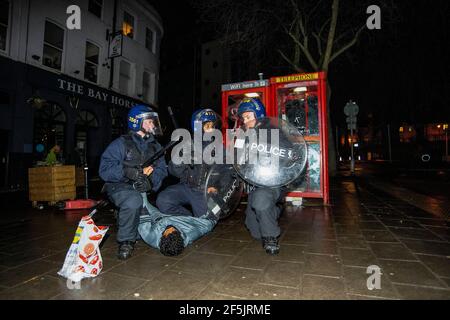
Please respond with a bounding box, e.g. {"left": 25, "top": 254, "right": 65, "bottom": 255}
{"left": 237, "top": 98, "right": 284, "bottom": 255}
{"left": 99, "top": 105, "right": 168, "bottom": 260}
{"left": 156, "top": 108, "right": 220, "bottom": 217}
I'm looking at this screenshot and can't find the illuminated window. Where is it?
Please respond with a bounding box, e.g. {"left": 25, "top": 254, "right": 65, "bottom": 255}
{"left": 122, "top": 11, "right": 134, "bottom": 39}
{"left": 399, "top": 127, "right": 404, "bottom": 133}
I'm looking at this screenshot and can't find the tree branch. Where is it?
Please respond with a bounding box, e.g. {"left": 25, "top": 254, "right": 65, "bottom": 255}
{"left": 312, "top": 32, "right": 323, "bottom": 57}
{"left": 287, "top": 31, "right": 318, "bottom": 70}
{"left": 322, "top": 0, "right": 340, "bottom": 70}
{"left": 330, "top": 24, "right": 365, "bottom": 63}
{"left": 278, "top": 49, "right": 303, "bottom": 72}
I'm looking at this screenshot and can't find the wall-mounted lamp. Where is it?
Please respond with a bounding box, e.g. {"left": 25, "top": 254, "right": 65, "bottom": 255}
{"left": 244, "top": 92, "right": 260, "bottom": 98}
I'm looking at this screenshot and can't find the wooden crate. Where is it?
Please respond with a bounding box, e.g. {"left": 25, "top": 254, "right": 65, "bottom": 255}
{"left": 28, "top": 165, "right": 76, "bottom": 203}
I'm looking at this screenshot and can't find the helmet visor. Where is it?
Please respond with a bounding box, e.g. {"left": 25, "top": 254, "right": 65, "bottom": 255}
{"left": 139, "top": 111, "right": 163, "bottom": 136}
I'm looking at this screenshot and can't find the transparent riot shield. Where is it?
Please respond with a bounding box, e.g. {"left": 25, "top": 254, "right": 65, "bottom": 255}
{"left": 232, "top": 117, "right": 308, "bottom": 188}
{"left": 204, "top": 164, "right": 244, "bottom": 220}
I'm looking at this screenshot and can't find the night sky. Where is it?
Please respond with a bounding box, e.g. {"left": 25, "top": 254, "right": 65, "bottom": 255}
{"left": 150, "top": 1, "right": 449, "bottom": 130}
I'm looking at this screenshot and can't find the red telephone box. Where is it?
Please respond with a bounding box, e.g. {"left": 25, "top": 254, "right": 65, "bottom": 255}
{"left": 270, "top": 72, "right": 329, "bottom": 204}
{"left": 221, "top": 72, "right": 329, "bottom": 205}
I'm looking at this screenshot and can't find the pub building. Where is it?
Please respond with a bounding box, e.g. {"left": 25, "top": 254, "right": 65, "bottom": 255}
{"left": 0, "top": 0, "right": 163, "bottom": 191}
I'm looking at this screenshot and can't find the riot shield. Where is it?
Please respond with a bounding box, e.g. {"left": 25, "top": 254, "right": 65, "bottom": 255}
{"left": 232, "top": 117, "right": 308, "bottom": 188}
{"left": 204, "top": 164, "right": 244, "bottom": 220}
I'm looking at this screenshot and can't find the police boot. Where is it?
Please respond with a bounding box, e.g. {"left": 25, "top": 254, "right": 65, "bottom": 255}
{"left": 117, "top": 241, "right": 135, "bottom": 260}
{"left": 262, "top": 237, "right": 280, "bottom": 255}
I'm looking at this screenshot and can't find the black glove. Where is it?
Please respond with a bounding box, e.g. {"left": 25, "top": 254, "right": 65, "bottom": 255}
{"left": 133, "top": 174, "right": 152, "bottom": 193}
{"left": 123, "top": 167, "right": 140, "bottom": 181}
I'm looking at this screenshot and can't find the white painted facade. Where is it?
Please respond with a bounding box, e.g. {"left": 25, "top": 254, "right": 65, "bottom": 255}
{"left": 0, "top": 0, "right": 163, "bottom": 104}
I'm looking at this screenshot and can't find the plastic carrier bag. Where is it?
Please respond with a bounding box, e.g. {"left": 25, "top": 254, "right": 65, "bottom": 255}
{"left": 58, "top": 211, "right": 109, "bottom": 283}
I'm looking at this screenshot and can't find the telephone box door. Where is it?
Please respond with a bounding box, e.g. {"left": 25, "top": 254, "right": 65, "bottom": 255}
{"left": 270, "top": 72, "right": 329, "bottom": 204}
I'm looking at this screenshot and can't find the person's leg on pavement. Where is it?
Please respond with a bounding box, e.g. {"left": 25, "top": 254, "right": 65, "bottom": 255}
{"left": 109, "top": 189, "right": 143, "bottom": 260}
{"left": 248, "top": 187, "right": 282, "bottom": 255}
{"left": 245, "top": 191, "right": 263, "bottom": 240}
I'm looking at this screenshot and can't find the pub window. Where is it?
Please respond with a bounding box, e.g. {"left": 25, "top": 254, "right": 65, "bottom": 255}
{"left": 0, "top": 0, "right": 10, "bottom": 51}
{"left": 88, "top": 0, "right": 102, "bottom": 19}
{"left": 145, "top": 28, "right": 154, "bottom": 52}
{"left": 142, "top": 71, "right": 151, "bottom": 103}
{"left": 119, "top": 60, "right": 132, "bottom": 95}
{"left": 122, "top": 11, "right": 134, "bottom": 39}
{"left": 84, "top": 41, "right": 99, "bottom": 83}
{"left": 43, "top": 20, "right": 64, "bottom": 71}
{"left": 33, "top": 102, "right": 66, "bottom": 158}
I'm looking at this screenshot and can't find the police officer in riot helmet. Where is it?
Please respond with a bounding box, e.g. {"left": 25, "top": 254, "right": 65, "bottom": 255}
{"left": 237, "top": 97, "right": 284, "bottom": 255}
{"left": 156, "top": 108, "right": 220, "bottom": 218}
{"left": 99, "top": 105, "right": 168, "bottom": 260}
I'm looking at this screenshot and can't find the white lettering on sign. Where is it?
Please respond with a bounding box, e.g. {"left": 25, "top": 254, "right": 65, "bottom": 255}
{"left": 94, "top": 91, "right": 102, "bottom": 100}
{"left": 67, "top": 81, "right": 76, "bottom": 92}
{"left": 56, "top": 78, "right": 136, "bottom": 108}
{"left": 58, "top": 79, "right": 66, "bottom": 89}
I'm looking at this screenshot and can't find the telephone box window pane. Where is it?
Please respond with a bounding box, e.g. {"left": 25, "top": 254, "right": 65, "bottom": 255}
{"left": 307, "top": 95, "right": 319, "bottom": 136}
{"left": 289, "top": 142, "right": 321, "bottom": 192}
{"left": 306, "top": 142, "right": 321, "bottom": 192}
{"left": 285, "top": 98, "right": 306, "bottom": 135}
{"left": 277, "top": 85, "right": 318, "bottom": 136}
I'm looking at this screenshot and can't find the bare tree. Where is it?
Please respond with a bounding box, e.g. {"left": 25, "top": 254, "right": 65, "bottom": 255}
{"left": 192, "top": 0, "right": 397, "bottom": 176}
